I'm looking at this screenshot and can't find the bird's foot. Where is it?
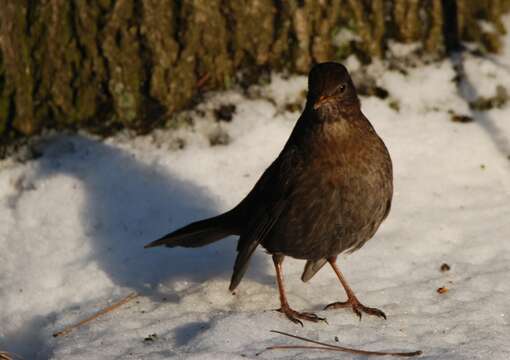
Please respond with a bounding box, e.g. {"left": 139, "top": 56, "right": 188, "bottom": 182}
{"left": 276, "top": 306, "right": 327, "bottom": 326}
{"left": 324, "top": 298, "right": 386, "bottom": 320}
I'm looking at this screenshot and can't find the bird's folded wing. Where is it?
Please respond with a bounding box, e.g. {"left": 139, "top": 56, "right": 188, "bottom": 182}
{"left": 228, "top": 147, "right": 301, "bottom": 291}
{"left": 229, "top": 200, "right": 287, "bottom": 291}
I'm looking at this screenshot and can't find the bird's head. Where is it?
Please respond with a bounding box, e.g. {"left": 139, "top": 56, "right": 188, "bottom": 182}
{"left": 307, "top": 62, "right": 359, "bottom": 117}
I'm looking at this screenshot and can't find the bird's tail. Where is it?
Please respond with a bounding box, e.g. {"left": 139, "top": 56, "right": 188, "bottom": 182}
{"left": 144, "top": 211, "right": 236, "bottom": 249}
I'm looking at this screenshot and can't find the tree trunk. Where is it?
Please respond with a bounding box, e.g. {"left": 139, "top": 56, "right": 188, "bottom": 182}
{"left": 0, "top": 0, "right": 508, "bottom": 139}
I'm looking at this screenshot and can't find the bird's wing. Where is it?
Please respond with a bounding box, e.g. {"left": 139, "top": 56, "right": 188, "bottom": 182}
{"left": 228, "top": 146, "right": 301, "bottom": 291}
{"left": 301, "top": 259, "right": 328, "bottom": 282}
{"left": 229, "top": 200, "right": 287, "bottom": 291}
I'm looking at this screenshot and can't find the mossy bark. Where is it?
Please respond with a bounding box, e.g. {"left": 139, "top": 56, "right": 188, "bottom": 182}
{"left": 0, "top": 0, "right": 508, "bottom": 139}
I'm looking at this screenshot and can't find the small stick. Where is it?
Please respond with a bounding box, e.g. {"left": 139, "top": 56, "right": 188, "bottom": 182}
{"left": 53, "top": 292, "right": 138, "bottom": 337}
{"left": 260, "top": 330, "right": 422, "bottom": 357}
{"left": 196, "top": 73, "right": 210, "bottom": 89}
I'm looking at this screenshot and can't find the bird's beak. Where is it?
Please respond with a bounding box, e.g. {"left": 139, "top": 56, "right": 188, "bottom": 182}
{"left": 313, "top": 95, "right": 331, "bottom": 110}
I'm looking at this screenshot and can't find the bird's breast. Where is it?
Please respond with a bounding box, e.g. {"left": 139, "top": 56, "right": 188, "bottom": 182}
{"left": 261, "top": 121, "right": 393, "bottom": 259}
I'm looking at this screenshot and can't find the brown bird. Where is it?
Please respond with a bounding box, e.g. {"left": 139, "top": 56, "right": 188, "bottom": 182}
{"left": 145, "top": 62, "right": 393, "bottom": 325}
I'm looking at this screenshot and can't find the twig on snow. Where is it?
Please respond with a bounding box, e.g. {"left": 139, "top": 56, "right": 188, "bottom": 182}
{"left": 258, "top": 330, "right": 422, "bottom": 357}
{"left": 53, "top": 292, "right": 138, "bottom": 338}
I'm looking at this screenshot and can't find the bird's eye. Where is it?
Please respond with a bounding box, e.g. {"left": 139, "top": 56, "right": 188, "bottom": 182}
{"left": 338, "top": 84, "right": 346, "bottom": 93}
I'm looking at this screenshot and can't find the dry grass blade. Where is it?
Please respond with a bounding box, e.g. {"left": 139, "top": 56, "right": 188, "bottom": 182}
{"left": 53, "top": 292, "right": 138, "bottom": 337}
{"left": 263, "top": 330, "right": 422, "bottom": 357}
{"left": 0, "top": 351, "right": 22, "bottom": 360}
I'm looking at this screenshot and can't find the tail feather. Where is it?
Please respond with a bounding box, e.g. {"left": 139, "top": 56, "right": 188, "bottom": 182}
{"left": 144, "top": 213, "right": 235, "bottom": 249}
{"left": 301, "top": 259, "right": 328, "bottom": 282}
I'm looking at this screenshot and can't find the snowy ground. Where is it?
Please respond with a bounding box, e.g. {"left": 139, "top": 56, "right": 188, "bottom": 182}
{"left": 2, "top": 29, "right": 510, "bottom": 360}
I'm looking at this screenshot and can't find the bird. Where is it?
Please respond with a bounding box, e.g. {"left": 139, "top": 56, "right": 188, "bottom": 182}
{"left": 145, "top": 62, "right": 393, "bottom": 325}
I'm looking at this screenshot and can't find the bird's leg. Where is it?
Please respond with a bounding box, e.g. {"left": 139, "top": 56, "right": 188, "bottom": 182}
{"left": 272, "top": 254, "right": 326, "bottom": 326}
{"left": 324, "top": 257, "right": 386, "bottom": 320}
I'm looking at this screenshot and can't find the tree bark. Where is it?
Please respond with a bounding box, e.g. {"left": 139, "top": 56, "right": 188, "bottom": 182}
{"left": 0, "top": 0, "right": 508, "bottom": 139}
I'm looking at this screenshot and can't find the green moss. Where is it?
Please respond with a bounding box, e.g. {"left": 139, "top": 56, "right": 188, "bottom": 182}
{"left": 228, "top": 0, "right": 275, "bottom": 66}
{"left": 72, "top": 2, "right": 108, "bottom": 123}
{"left": 334, "top": 41, "right": 354, "bottom": 61}
{"left": 223, "top": 75, "right": 233, "bottom": 90}
{"left": 102, "top": 0, "right": 144, "bottom": 124}
{"left": 388, "top": 99, "right": 401, "bottom": 112}
{"left": 141, "top": 0, "right": 179, "bottom": 112}
{"left": 111, "top": 82, "right": 137, "bottom": 122}
{"left": 469, "top": 85, "right": 508, "bottom": 110}
{"left": 5, "top": 2, "right": 37, "bottom": 135}
{"left": 38, "top": 1, "right": 82, "bottom": 122}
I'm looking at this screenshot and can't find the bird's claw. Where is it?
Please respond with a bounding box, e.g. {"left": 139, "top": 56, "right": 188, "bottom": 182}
{"left": 324, "top": 300, "right": 386, "bottom": 320}
{"left": 276, "top": 307, "right": 327, "bottom": 326}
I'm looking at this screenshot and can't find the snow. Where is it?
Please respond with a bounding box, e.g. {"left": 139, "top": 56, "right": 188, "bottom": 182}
{"left": 2, "top": 23, "right": 510, "bottom": 360}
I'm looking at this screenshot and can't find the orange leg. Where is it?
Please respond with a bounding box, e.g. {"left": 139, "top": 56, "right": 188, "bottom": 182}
{"left": 324, "top": 257, "right": 386, "bottom": 320}
{"left": 273, "top": 254, "right": 326, "bottom": 326}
